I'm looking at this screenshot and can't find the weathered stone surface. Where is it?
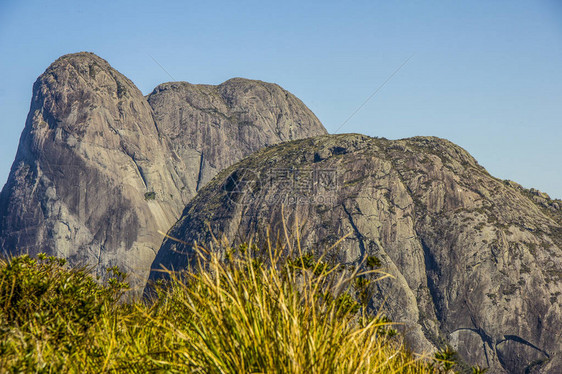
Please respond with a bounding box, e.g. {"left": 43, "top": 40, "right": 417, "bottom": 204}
{"left": 151, "top": 134, "right": 562, "bottom": 373}
{"left": 0, "top": 52, "right": 186, "bottom": 291}
{"left": 507, "top": 181, "right": 562, "bottom": 213}
{"left": 0, "top": 52, "right": 326, "bottom": 292}
{"left": 146, "top": 78, "right": 326, "bottom": 197}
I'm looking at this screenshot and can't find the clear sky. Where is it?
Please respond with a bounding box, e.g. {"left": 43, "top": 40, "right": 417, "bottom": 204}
{"left": 1, "top": 0, "right": 561, "bottom": 198}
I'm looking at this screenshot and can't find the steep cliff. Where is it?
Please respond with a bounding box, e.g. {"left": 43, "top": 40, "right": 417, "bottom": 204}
{"left": 151, "top": 134, "right": 562, "bottom": 373}
{"left": 0, "top": 52, "right": 327, "bottom": 291}
{"left": 0, "top": 52, "right": 186, "bottom": 289}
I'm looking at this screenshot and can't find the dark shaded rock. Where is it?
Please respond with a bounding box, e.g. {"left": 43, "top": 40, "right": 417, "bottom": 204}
{"left": 150, "top": 134, "right": 562, "bottom": 373}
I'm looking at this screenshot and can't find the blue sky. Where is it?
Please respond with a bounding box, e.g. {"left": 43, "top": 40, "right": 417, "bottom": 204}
{"left": 1, "top": 0, "right": 561, "bottom": 197}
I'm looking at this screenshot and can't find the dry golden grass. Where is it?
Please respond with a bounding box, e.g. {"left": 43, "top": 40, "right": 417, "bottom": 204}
{"left": 0, "top": 226, "right": 452, "bottom": 373}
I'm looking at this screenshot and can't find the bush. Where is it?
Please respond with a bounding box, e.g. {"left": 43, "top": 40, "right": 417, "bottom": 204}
{"left": 144, "top": 191, "right": 156, "bottom": 200}
{"left": 0, "top": 243, "right": 447, "bottom": 373}
{"left": 0, "top": 254, "right": 128, "bottom": 371}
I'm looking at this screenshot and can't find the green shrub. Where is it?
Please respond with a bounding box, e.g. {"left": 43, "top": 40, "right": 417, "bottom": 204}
{"left": 0, "top": 254, "right": 126, "bottom": 329}
{"left": 0, "top": 241, "right": 444, "bottom": 373}
{"left": 366, "top": 255, "right": 382, "bottom": 268}
{"left": 0, "top": 254, "right": 128, "bottom": 371}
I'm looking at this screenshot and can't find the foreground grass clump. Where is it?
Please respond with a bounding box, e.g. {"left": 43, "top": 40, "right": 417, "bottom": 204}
{"left": 0, "top": 244, "right": 446, "bottom": 373}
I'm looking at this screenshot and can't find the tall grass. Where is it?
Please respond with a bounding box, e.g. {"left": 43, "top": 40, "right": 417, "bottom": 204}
{"left": 0, "top": 234, "right": 450, "bottom": 373}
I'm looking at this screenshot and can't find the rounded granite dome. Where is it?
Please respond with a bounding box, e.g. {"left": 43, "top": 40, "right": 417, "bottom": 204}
{"left": 151, "top": 133, "right": 562, "bottom": 374}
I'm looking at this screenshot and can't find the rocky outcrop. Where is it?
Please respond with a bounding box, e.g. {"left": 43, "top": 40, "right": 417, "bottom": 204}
{"left": 0, "top": 52, "right": 185, "bottom": 290}
{"left": 151, "top": 134, "right": 562, "bottom": 373}
{"left": 0, "top": 52, "right": 326, "bottom": 291}
{"left": 147, "top": 78, "right": 326, "bottom": 197}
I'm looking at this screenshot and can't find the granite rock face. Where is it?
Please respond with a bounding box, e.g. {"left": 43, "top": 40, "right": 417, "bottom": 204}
{"left": 151, "top": 134, "right": 562, "bottom": 373}
{"left": 0, "top": 52, "right": 185, "bottom": 290}
{"left": 147, "top": 78, "right": 326, "bottom": 197}
{"left": 0, "top": 52, "right": 326, "bottom": 291}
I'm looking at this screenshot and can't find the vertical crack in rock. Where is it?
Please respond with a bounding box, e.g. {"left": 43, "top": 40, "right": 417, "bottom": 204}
{"left": 131, "top": 157, "right": 147, "bottom": 189}
{"left": 195, "top": 151, "right": 205, "bottom": 192}
{"left": 420, "top": 238, "right": 445, "bottom": 322}
{"left": 341, "top": 202, "right": 366, "bottom": 260}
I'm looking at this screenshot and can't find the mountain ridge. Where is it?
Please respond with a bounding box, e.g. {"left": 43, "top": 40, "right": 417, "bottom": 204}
{"left": 1, "top": 52, "right": 561, "bottom": 372}
{"left": 0, "top": 52, "right": 327, "bottom": 290}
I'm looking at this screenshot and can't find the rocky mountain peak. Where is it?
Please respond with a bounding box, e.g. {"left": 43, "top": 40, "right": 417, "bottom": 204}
{"left": 0, "top": 52, "right": 326, "bottom": 292}
{"left": 147, "top": 75, "right": 326, "bottom": 194}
